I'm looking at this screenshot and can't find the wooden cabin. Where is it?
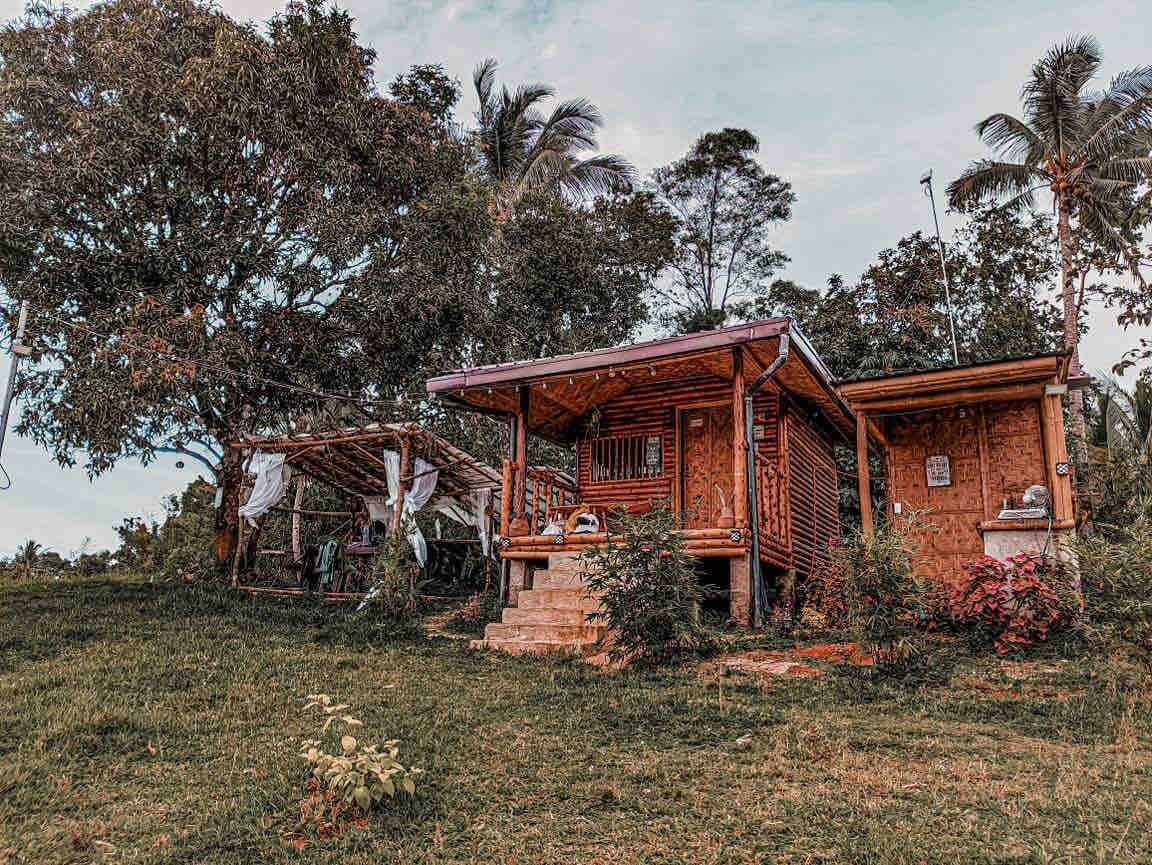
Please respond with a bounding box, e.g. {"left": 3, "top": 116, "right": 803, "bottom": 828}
{"left": 839, "top": 354, "right": 1076, "bottom": 587}
{"left": 427, "top": 317, "right": 856, "bottom": 627}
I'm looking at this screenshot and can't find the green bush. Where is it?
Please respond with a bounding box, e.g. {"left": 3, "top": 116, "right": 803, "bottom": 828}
{"left": 833, "top": 518, "right": 928, "bottom": 645}
{"left": 442, "top": 585, "right": 502, "bottom": 636}
{"left": 581, "top": 504, "right": 711, "bottom": 667}
{"left": 1077, "top": 517, "right": 1152, "bottom": 666}
{"left": 359, "top": 531, "right": 422, "bottom": 634}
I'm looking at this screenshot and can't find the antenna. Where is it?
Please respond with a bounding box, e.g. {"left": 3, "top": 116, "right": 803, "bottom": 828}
{"left": 920, "top": 170, "right": 959, "bottom": 365}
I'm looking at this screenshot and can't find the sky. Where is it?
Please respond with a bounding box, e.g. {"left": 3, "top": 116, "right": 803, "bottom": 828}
{"left": 2, "top": 0, "right": 1151, "bottom": 555}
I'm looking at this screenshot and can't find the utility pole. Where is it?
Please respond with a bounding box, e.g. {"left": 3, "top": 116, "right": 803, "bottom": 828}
{"left": 0, "top": 300, "right": 31, "bottom": 463}
{"left": 920, "top": 170, "right": 959, "bottom": 366}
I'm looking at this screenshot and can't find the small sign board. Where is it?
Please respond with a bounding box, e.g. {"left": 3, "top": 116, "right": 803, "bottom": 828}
{"left": 687, "top": 416, "right": 704, "bottom": 428}
{"left": 645, "top": 436, "right": 662, "bottom": 467}
{"left": 925, "top": 454, "right": 951, "bottom": 487}
{"left": 752, "top": 423, "right": 766, "bottom": 441}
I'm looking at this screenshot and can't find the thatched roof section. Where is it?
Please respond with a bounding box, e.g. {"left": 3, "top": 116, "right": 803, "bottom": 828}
{"left": 240, "top": 423, "right": 501, "bottom": 499}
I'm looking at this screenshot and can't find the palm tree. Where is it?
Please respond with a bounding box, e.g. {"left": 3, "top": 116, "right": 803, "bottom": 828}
{"left": 472, "top": 58, "right": 635, "bottom": 207}
{"left": 1093, "top": 373, "right": 1152, "bottom": 460}
{"left": 947, "top": 36, "right": 1152, "bottom": 441}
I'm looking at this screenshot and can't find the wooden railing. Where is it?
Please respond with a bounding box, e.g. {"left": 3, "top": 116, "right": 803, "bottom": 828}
{"left": 525, "top": 467, "right": 579, "bottom": 534}
{"left": 756, "top": 454, "right": 789, "bottom": 550}
{"left": 500, "top": 459, "right": 580, "bottom": 537}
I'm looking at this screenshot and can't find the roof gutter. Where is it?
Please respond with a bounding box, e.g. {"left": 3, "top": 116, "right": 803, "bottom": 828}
{"left": 744, "top": 332, "right": 790, "bottom": 628}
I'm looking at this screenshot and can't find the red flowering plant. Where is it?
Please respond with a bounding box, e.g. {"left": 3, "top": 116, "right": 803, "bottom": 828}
{"left": 946, "top": 552, "right": 1079, "bottom": 652}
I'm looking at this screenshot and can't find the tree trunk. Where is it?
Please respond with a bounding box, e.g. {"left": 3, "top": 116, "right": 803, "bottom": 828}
{"left": 214, "top": 443, "right": 244, "bottom": 571}
{"left": 1057, "top": 196, "right": 1086, "bottom": 446}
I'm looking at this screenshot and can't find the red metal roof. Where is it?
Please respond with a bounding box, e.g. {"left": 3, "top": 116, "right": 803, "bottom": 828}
{"left": 427, "top": 317, "right": 796, "bottom": 391}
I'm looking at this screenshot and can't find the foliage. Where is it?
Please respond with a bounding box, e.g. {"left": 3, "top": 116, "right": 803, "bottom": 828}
{"left": 581, "top": 504, "right": 710, "bottom": 666}
{"left": 1077, "top": 519, "right": 1152, "bottom": 665}
{"left": 300, "top": 694, "right": 421, "bottom": 816}
{"left": 800, "top": 557, "right": 850, "bottom": 629}
{"left": 831, "top": 520, "right": 927, "bottom": 647}
{"left": 359, "top": 531, "right": 421, "bottom": 630}
{"left": 947, "top": 36, "right": 1152, "bottom": 435}
{"left": 943, "top": 553, "right": 1080, "bottom": 653}
{"left": 650, "top": 128, "right": 794, "bottom": 332}
{"left": 471, "top": 58, "right": 634, "bottom": 206}
{"left": 0, "top": 0, "right": 466, "bottom": 565}
{"left": 780, "top": 208, "right": 1059, "bottom": 379}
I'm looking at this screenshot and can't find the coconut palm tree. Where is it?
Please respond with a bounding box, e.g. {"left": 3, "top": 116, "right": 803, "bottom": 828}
{"left": 947, "top": 36, "right": 1152, "bottom": 440}
{"left": 1092, "top": 373, "right": 1152, "bottom": 460}
{"left": 472, "top": 58, "right": 635, "bottom": 207}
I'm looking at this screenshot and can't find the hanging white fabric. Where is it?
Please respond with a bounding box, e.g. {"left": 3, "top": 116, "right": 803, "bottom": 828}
{"left": 238, "top": 451, "right": 291, "bottom": 527}
{"left": 403, "top": 457, "right": 439, "bottom": 566}
{"left": 470, "top": 488, "right": 493, "bottom": 556}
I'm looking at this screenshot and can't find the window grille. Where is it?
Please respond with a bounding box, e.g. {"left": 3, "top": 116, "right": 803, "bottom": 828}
{"left": 589, "top": 433, "right": 663, "bottom": 481}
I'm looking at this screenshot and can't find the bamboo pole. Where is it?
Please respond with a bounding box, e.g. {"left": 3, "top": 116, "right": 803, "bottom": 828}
{"left": 732, "top": 348, "right": 748, "bottom": 529}
{"left": 393, "top": 434, "right": 410, "bottom": 531}
{"left": 290, "top": 476, "right": 306, "bottom": 561}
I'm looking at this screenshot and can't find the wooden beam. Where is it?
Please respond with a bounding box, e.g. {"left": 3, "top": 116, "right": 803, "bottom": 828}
{"left": 732, "top": 347, "right": 748, "bottom": 529}
{"left": 509, "top": 387, "right": 531, "bottom": 535}
{"left": 850, "top": 382, "right": 1045, "bottom": 414}
{"left": 857, "top": 411, "right": 873, "bottom": 539}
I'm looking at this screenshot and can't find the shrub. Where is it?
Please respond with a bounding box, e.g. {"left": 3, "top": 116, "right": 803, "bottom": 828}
{"left": 945, "top": 552, "right": 1079, "bottom": 653}
{"left": 358, "top": 531, "right": 421, "bottom": 631}
{"left": 581, "top": 504, "right": 711, "bottom": 667}
{"left": 801, "top": 557, "right": 850, "bottom": 629}
{"left": 299, "top": 694, "right": 422, "bottom": 816}
{"left": 833, "top": 519, "right": 928, "bottom": 646}
{"left": 1077, "top": 518, "right": 1152, "bottom": 665}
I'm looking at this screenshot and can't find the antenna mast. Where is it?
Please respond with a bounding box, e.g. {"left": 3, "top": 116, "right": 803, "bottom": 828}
{"left": 920, "top": 170, "right": 959, "bottom": 365}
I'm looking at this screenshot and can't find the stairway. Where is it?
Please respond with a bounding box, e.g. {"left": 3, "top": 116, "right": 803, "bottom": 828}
{"left": 473, "top": 552, "right": 608, "bottom": 656}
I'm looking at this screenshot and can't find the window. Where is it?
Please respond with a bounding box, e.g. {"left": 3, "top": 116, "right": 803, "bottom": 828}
{"left": 589, "top": 433, "right": 663, "bottom": 481}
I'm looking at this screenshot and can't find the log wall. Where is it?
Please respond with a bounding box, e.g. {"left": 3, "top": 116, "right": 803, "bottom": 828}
{"left": 784, "top": 402, "right": 840, "bottom": 583}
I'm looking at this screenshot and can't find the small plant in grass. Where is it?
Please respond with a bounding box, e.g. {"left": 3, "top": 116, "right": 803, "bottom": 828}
{"left": 945, "top": 552, "right": 1079, "bottom": 653}
{"left": 581, "top": 504, "right": 712, "bottom": 667}
{"left": 1077, "top": 515, "right": 1152, "bottom": 669}
{"left": 299, "top": 694, "right": 422, "bottom": 821}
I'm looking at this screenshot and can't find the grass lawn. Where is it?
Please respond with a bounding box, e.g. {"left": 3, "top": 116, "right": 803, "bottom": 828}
{"left": 1, "top": 580, "right": 1150, "bottom": 864}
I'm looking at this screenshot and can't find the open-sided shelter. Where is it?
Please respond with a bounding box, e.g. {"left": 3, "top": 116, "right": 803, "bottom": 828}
{"left": 427, "top": 317, "right": 855, "bottom": 624}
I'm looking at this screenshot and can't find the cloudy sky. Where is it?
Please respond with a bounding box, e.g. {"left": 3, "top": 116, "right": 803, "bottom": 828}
{"left": 2, "top": 0, "right": 1150, "bottom": 555}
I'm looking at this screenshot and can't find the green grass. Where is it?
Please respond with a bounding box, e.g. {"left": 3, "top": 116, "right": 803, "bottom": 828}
{"left": 1, "top": 580, "right": 1150, "bottom": 864}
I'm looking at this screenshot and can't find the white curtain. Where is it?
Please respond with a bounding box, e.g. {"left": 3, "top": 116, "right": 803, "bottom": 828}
{"left": 403, "top": 457, "right": 439, "bottom": 566}
{"left": 238, "top": 451, "right": 291, "bottom": 527}
{"left": 470, "top": 488, "right": 493, "bottom": 556}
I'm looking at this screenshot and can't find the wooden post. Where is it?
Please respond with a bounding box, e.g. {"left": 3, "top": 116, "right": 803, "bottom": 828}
{"left": 974, "top": 404, "right": 993, "bottom": 521}
{"left": 510, "top": 386, "right": 530, "bottom": 536}
{"left": 291, "top": 475, "right": 306, "bottom": 561}
{"left": 732, "top": 348, "right": 748, "bottom": 529}
{"left": 393, "top": 434, "right": 411, "bottom": 531}
{"left": 1040, "top": 391, "right": 1074, "bottom": 522}
{"left": 500, "top": 458, "right": 514, "bottom": 538}
{"left": 230, "top": 517, "right": 244, "bottom": 588}
{"left": 857, "top": 411, "right": 873, "bottom": 539}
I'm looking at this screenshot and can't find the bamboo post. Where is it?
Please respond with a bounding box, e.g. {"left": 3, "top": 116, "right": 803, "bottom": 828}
{"left": 857, "top": 412, "right": 873, "bottom": 539}
{"left": 291, "top": 475, "right": 306, "bottom": 561}
{"left": 230, "top": 518, "right": 244, "bottom": 588}
{"left": 500, "top": 458, "right": 514, "bottom": 538}
{"left": 1040, "top": 390, "right": 1074, "bottom": 522}
{"left": 732, "top": 348, "right": 748, "bottom": 529}
{"left": 393, "top": 434, "right": 410, "bottom": 532}
{"left": 509, "top": 387, "right": 530, "bottom": 536}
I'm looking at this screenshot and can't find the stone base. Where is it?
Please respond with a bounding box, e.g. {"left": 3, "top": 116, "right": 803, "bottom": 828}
{"left": 729, "top": 555, "right": 751, "bottom": 625}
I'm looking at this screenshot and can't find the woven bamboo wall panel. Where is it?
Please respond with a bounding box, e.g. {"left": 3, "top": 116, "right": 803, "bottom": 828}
{"left": 884, "top": 399, "right": 1047, "bottom": 586}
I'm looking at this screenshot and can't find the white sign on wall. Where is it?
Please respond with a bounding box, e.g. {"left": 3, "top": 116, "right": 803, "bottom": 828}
{"left": 925, "top": 454, "right": 952, "bottom": 487}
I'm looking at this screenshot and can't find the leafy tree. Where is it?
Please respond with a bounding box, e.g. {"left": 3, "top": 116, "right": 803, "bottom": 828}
{"left": 114, "top": 517, "right": 159, "bottom": 571}
{"left": 472, "top": 58, "right": 634, "bottom": 207}
{"left": 651, "top": 128, "right": 795, "bottom": 332}
{"left": 0, "top": 0, "right": 466, "bottom": 566}
{"left": 946, "top": 36, "right": 1152, "bottom": 439}
{"left": 780, "top": 209, "right": 1060, "bottom": 380}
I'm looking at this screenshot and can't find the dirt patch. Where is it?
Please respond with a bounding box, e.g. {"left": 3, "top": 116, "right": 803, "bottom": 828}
{"left": 703, "top": 643, "right": 875, "bottom": 681}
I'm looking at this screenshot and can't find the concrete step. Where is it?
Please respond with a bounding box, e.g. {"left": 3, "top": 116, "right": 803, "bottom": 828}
{"left": 517, "top": 587, "right": 603, "bottom": 612}
{"left": 502, "top": 606, "right": 593, "bottom": 625}
{"left": 471, "top": 638, "right": 585, "bottom": 656}
{"left": 483, "top": 622, "right": 608, "bottom": 643}
{"left": 532, "top": 568, "right": 588, "bottom": 589}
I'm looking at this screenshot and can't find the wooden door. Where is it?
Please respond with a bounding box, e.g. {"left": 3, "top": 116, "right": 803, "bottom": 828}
{"left": 680, "top": 404, "right": 735, "bottom": 529}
